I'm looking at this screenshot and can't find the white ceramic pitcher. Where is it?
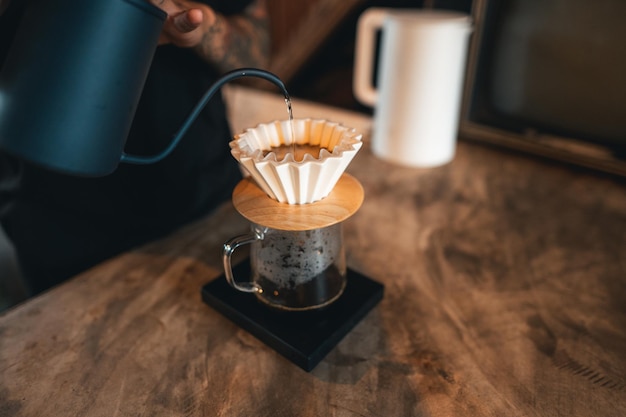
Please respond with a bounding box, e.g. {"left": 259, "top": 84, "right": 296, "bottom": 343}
{"left": 353, "top": 8, "right": 472, "bottom": 167}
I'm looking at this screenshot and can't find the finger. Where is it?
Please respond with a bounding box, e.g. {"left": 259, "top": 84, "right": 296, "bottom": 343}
{"left": 171, "top": 9, "right": 203, "bottom": 33}
{"left": 149, "top": 0, "right": 184, "bottom": 17}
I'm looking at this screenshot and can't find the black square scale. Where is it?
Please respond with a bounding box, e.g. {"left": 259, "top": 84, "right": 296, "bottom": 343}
{"left": 201, "top": 260, "right": 384, "bottom": 371}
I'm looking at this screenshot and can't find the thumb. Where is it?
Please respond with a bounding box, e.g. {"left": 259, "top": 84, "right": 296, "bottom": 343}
{"left": 171, "top": 8, "right": 203, "bottom": 33}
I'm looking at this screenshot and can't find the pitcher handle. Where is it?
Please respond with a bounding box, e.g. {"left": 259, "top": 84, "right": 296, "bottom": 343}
{"left": 353, "top": 8, "right": 389, "bottom": 106}
{"left": 222, "top": 231, "right": 263, "bottom": 293}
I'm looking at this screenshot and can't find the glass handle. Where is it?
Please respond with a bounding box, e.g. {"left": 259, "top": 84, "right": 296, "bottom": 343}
{"left": 222, "top": 233, "right": 262, "bottom": 293}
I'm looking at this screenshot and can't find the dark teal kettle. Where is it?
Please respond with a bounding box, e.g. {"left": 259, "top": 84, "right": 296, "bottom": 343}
{"left": 0, "top": 0, "right": 286, "bottom": 176}
{"left": 0, "top": 0, "right": 167, "bottom": 176}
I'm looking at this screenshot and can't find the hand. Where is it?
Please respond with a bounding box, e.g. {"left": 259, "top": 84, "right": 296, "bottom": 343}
{"left": 149, "top": 0, "right": 269, "bottom": 72}
{"left": 149, "top": 0, "right": 217, "bottom": 48}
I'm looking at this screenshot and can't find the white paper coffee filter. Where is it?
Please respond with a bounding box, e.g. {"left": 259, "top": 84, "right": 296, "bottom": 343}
{"left": 230, "top": 119, "right": 363, "bottom": 204}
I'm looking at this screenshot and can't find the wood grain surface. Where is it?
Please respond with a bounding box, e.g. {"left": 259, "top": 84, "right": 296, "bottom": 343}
{"left": 265, "top": 0, "right": 365, "bottom": 84}
{"left": 0, "top": 88, "right": 625, "bottom": 417}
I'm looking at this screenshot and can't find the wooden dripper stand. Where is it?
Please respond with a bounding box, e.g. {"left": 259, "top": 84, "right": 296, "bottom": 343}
{"left": 232, "top": 172, "right": 364, "bottom": 232}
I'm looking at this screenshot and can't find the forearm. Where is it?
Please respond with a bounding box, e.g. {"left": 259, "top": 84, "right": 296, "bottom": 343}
{"left": 193, "top": 1, "right": 270, "bottom": 72}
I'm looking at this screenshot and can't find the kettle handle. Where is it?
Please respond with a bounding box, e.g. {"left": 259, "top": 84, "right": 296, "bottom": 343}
{"left": 353, "top": 8, "right": 389, "bottom": 107}
{"left": 120, "top": 68, "right": 288, "bottom": 165}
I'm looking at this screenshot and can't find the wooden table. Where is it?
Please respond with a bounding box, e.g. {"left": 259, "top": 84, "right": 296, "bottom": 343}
{"left": 1, "top": 86, "right": 625, "bottom": 416}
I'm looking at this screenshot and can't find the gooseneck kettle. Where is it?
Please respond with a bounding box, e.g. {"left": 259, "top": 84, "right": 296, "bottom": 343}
{"left": 0, "top": 0, "right": 286, "bottom": 176}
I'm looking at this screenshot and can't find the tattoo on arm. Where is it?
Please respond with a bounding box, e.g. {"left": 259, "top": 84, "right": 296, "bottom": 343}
{"left": 195, "top": 0, "right": 270, "bottom": 72}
